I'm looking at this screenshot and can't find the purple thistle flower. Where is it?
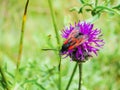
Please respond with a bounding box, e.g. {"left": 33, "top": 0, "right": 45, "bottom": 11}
{"left": 61, "top": 21, "right": 104, "bottom": 62}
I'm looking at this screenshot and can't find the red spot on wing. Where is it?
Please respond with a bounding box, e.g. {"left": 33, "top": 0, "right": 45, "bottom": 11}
{"left": 68, "top": 45, "right": 74, "bottom": 50}
{"left": 68, "top": 38, "right": 85, "bottom": 50}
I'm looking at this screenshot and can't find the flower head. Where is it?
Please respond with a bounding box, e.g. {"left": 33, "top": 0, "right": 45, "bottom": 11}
{"left": 61, "top": 21, "right": 104, "bottom": 62}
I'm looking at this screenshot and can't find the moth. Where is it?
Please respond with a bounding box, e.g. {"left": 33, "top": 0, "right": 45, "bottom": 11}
{"left": 61, "top": 26, "right": 88, "bottom": 53}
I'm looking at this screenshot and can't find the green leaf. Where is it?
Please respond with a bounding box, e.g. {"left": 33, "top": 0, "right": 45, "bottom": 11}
{"left": 78, "top": 7, "right": 83, "bottom": 13}
{"left": 69, "top": 7, "right": 79, "bottom": 12}
{"left": 80, "top": 0, "right": 89, "bottom": 4}
{"left": 113, "top": 4, "right": 120, "bottom": 10}
{"left": 85, "top": 9, "right": 92, "bottom": 12}
{"left": 80, "top": 0, "right": 86, "bottom": 4}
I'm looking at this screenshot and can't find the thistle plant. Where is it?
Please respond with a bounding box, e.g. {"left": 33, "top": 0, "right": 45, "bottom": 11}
{"left": 45, "top": 0, "right": 120, "bottom": 90}
{"left": 61, "top": 21, "right": 104, "bottom": 62}
{"left": 61, "top": 21, "right": 104, "bottom": 90}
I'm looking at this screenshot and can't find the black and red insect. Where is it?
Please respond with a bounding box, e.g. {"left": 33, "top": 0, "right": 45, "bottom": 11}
{"left": 61, "top": 26, "right": 88, "bottom": 53}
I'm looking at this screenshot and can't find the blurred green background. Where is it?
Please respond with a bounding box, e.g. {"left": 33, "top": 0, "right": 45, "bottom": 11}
{"left": 0, "top": 0, "right": 120, "bottom": 90}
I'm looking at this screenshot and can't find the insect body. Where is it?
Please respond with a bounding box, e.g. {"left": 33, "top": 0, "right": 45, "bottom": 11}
{"left": 61, "top": 27, "right": 88, "bottom": 53}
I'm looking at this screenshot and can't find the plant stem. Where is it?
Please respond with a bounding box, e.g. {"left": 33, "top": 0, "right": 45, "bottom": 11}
{"left": 48, "top": 0, "right": 61, "bottom": 90}
{"left": 95, "top": 0, "right": 98, "bottom": 7}
{"left": 94, "top": 6, "right": 120, "bottom": 15}
{"left": 58, "top": 55, "right": 61, "bottom": 90}
{"left": 66, "top": 63, "right": 77, "bottom": 90}
{"left": 78, "top": 63, "right": 82, "bottom": 90}
{"left": 48, "top": 0, "right": 60, "bottom": 46}
{"left": 17, "top": 0, "right": 29, "bottom": 69}
{"left": 0, "top": 67, "right": 9, "bottom": 90}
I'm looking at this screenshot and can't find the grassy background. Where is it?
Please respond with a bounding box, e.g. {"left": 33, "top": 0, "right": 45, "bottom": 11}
{"left": 0, "top": 0, "right": 120, "bottom": 90}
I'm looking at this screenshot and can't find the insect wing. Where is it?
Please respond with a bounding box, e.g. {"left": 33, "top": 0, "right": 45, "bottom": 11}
{"left": 61, "top": 26, "right": 88, "bottom": 51}
{"left": 68, "top": 27, "right": 80, "bottom": 39}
